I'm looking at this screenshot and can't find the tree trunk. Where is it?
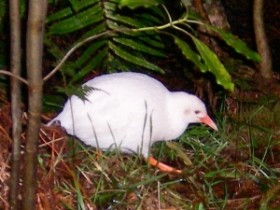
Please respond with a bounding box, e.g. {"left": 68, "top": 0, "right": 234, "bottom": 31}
{"left": 23, "top": 1, "right": 47, "bottom": 209}
{"left": 253, "top": 0, "right": 273, "bottom": 79}
{"left": 9, "top": 0, "right": 22, "bottom": 209}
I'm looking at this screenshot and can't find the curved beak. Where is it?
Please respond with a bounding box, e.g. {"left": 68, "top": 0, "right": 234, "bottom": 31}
{"left": 200, "top": 115, "right": 218, "bottom": 131}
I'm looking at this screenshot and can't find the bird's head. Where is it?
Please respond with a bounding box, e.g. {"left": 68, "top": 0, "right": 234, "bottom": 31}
{"left": 170, "top": 92, "right": 218, "bottom": 131}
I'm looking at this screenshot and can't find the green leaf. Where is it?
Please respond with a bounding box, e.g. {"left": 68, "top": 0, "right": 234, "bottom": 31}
{"left": 207, "top": 26, "right": 261, "bottom": 62}
{"left": 72, "top": 40, "right": 106, "bottom": 68}
{"left": 80, "top": 23, "right": 107, "bottom": 40}
{"left": 104, "top": 1, "right": 117, "bottom": 11}
{"left": 69, "top": 0, "right": 99, "bottom": 12}
{"left": 46, "top": 0, "right": 168, "bottom": 82}
{"left": 56, "top": 84, "right": 95, "bottom": 100}
{"left": 139, "top": 13, "right": 165, "bottom": 25}
{"left": 181, "top": 0, "right": 192, "bottom": 9}
{"left": 181, "top": 10, "right": 201, "bottom": 21}
{"left": 107, "top": 13, "right": 147, "bottom": 28}
{"left": 0, "top": 1, "right": 7, "bottom": 20}
{"left": 109, "top": 42, "right": 164, "bottom": 73}
{"left": 83, "top": 47, "right": 108, "bottom": 69}
{"left": 71, "top": 48, "right": 108, "bottom": 83}
{"left": 44, "top": 38, "right": 64, "bottom": 59}
{"left": 49, "top": 5, "right": 103, "bottom": 34}
{"left": 191, "top": 36, "right": 234, "bottom": 92}
{"left": 113, "top": 37, "right": 165, "bottom": 57}
{"left": 173, "top": 36, "right": 207, "bottom": 71}
{"left": 46, "top": 8, "right": 73, "bottom": 23}
{"left": 166, "top": 142, "right": 192, "bottom": 166}
{"left": 138, "top": 36, "right": 165, "bottom": 49}
{"left": 119, "top": 0, "right": 163, "bottom": 9}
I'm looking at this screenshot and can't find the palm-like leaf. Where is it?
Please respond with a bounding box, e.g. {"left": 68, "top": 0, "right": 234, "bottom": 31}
{"left": 45, "top": 0, "right": 262, "bottom": 93}
{"left": 46, "top": 0, "right": 166, "bottom": 85}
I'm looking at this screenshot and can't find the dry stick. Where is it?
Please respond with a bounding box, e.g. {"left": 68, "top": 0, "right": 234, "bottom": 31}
{"left": 9, "top": 0, "right": 23, "bottom": 209}
{"left": 23, "top": 0, "right": 47, "bottom": 209}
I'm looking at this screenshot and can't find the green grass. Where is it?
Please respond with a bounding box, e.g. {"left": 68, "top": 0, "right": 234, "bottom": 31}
{"left": 34, "top": 98, "right": 280, "bottom": 209}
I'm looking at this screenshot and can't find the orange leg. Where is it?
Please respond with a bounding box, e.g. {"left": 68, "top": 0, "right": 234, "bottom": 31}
{"left": 147, "top": 156, "right": 182, "bottom": 174}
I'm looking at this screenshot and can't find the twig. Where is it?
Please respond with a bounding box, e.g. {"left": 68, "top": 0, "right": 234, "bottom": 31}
{"left": 0, "top": 69, "right": 29, "bottom": 85}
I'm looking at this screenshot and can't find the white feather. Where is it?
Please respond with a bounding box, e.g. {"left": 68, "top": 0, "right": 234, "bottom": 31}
{"left": 48, "top": 72, "right": 209, "bottom": 157}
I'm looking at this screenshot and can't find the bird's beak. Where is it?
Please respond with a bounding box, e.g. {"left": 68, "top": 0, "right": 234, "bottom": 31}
{"left": 200, "top": 115, "right": 218, "bottom": 131}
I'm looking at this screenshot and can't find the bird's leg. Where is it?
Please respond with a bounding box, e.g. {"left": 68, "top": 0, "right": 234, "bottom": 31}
{"left": 147, "top": 156, "right": 182, "bottom": 174}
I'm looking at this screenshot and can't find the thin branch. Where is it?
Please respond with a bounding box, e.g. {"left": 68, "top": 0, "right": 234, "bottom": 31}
{"left": 0, "top": 70, "right": 28, "bottom": 85}
{"left": 9, "top": 0, "right": 23, "bottom": 208}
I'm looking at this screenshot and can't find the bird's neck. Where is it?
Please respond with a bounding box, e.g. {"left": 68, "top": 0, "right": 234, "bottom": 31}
{"left": 163, "top": 92, "right": 189, "bottom": 140}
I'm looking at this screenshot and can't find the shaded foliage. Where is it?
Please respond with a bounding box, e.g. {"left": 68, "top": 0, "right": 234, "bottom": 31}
{"left": 44, "top": 0, "right": 259, "bottom": 93}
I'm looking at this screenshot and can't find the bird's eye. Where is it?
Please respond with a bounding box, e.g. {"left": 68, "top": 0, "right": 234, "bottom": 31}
{"left": 195, "top": 110, "right": 200, "bottom": 114}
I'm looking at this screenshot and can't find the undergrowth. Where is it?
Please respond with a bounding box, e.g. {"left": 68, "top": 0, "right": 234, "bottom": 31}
{"left": 1, "top": 96, "right": 280, "bottom": 209}
{"left": 36, "top": 98, "right": 280, "bottom": 210}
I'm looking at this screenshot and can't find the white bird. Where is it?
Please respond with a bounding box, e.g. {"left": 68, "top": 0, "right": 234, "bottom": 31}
{"left": 48, "top": 72, "right": 217, "bottom": 173}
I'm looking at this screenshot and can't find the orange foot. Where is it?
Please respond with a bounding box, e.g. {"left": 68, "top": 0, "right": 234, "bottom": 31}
{"left": 147, "top": 156, "right": 182, "bottom": 174}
